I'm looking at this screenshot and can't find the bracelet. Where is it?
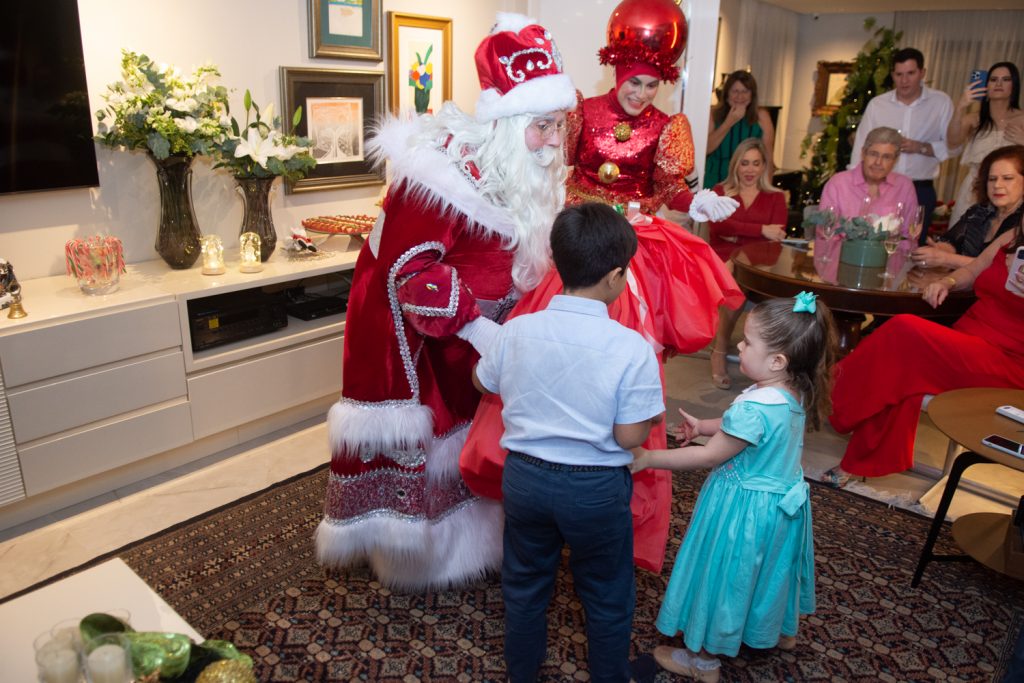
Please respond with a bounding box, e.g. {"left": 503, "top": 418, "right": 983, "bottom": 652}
{"left": 942, "top": 276, "right": 957, "bottom": 288}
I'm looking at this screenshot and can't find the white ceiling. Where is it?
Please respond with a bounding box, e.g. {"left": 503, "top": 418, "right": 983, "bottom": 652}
{"left": 761, "top": 0, "right": 1024, "bottom": 13}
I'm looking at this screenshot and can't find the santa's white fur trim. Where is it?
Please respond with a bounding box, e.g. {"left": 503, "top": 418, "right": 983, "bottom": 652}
{"left": 367, "top": 116, "right": 517, "bottom": 242}
{"left": 315, "top": 496, "right": 504, "bottom": 591}
{"left": 426, "top": 424, "right": 470, "bottom": 487}
{"left": 491, "top": 12, "right": 537, "bottom": 34}
{"left": 327, "top": 399, "right": 433, "bottom": 455}
{"left": 475, "top": 73, "right": 576, "bottom": 122}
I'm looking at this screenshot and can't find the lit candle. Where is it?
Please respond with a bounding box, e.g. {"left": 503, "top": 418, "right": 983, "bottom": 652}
{"left": 36, "top": 646, "right": 80, "bottom": 683}
{"left": 201, "top": 235, "right": 226, "bottom": 275}
{"left": 86, "top": 643, "right": 128, "bottom": 683}
{"left": 239, "top": 232, "right": 263, "bottom": 273}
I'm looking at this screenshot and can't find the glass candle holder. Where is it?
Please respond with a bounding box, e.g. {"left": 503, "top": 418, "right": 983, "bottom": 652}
{"left": 239, "top": 232, "right": 263, "bottom": 273}
{"left": 65, "top": 236, "right": 125, "bottom": 295}
{"left": 34, "top": 629, "right": 81, "bottom": 683}
{"left": 82, "top": 633, "right": 132, "bottom": 683}
{"left": 200, "top": 235, "right": 226, "bottom": 275}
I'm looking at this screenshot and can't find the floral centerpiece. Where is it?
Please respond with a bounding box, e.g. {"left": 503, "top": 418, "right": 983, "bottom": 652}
{"left": 213, "top": 91, "right": 316, "bottom": 261}
{"left": 94, "top": 51, "right": 230, "bottom": 269}
{"left": 802, "top": 210, "right": 900, "bottom": 267}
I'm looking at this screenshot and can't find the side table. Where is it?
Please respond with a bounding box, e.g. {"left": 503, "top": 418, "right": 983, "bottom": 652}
{"left": 912, "top": 387, "right": 1024, "bottom": 586}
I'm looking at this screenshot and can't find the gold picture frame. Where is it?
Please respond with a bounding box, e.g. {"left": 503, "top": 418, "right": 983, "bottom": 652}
{"left": 308, "top": 0, "right": 382, "bottom": 61}
{"left": 280, "top": 67, "right": 385, "bottom": 194}
{"left": 813, "top": 61, "right": 854, "bottom": 116}
{"left": 387, "top": 12, "right": 452, "bottom": 115}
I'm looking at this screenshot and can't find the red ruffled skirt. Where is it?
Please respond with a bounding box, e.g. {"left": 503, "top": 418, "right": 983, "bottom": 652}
{"left": 460, "top": 216, "right": 743, "bottom": 573}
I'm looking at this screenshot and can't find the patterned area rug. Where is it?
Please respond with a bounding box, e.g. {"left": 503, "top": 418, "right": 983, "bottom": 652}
{"left": 116, "top": 465, "right": 1023, "bottom": 682}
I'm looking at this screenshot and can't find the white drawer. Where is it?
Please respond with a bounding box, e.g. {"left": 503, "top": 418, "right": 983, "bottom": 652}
{"left": 188, "top": 335, "right": 343, "bottom": 439}
{"left": 7, "top": 351, "right": 187, "bottom": 443}
{"left": 0, "top": 301, "right": 182, "bottom": 388}
{"left": 18, "top": 400, "right": 193, "bottom": 496}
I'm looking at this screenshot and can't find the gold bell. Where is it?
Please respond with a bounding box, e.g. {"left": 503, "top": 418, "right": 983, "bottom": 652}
{"left": 613, "top": 122, "right": 632, "bottom": 142}
{"left": 7, "top": 298, "right": 26, "bottom": 319}
{"left": 598, "top": 161, "right": 620, "bottom": 184}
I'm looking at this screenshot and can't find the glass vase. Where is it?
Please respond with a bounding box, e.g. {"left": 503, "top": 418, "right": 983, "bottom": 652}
{"left": 235, "top": 176, "right": 277, "bottom": 261}
{"left": 150, "top": 153, "right": 202, "bottom": 269}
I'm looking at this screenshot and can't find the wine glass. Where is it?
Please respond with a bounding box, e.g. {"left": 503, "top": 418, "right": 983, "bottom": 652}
{"left": 817, "top": 206, "right": 838, "bottom": 263}
{"left": 860, "top": 195, "right": 874, "bottom": 217}
{"left": 907, "top": 206, "right": 924, "bottom": 244}
{"left": 881, "top": 228, "right": 902, "bottom": 280}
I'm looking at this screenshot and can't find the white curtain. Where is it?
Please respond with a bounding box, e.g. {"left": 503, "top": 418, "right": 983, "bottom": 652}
{"left": 731, "top": 0, "right": 798, "bottom": 162}
{"left": 894, "top": 10, "right": 1024, "bottom": 201}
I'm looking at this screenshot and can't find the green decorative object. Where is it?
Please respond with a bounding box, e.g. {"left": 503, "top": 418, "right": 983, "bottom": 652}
{"left": 798, "top": 18, "right": 903, "bottom": 204}
{"left": 123, "top": 632, "right": 193, "bottom": 679}
{"left": 840, "top": 238, "right": 887, "bottom": 268}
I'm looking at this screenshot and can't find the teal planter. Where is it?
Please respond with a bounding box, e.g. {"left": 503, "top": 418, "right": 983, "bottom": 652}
{"left": 840, "top": 239, "right": 887, "bottom": 268}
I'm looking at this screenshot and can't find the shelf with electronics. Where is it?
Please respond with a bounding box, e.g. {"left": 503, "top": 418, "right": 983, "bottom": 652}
{"left": 0, "top": 235, "right": 361, "bottom": 530}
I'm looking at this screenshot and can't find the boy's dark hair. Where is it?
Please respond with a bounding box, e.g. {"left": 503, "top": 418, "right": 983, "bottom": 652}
{"left": 892, "top": 48, "right": 924, "bottom": 70}
{"left": 750, "top": 297, "right": 838, "bottom": 431}
{"left": 550, "top": 203, "right": 638, "bottom": 289}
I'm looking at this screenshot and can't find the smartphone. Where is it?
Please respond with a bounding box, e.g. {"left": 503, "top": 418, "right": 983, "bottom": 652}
{"left": 969, "top": 69, "right": 988, "bottom": 100}
{"left": 982, "top": 434, "right": 1024, "bottom": 458}
{"left": 1008, "top": 247, "right": 1024, "bottom": 294}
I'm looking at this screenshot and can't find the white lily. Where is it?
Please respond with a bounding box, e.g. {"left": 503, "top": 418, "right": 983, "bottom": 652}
{"left": 261, "top": 102, "right": 275, "bottom": 126}
{"left": 234, "top": 127, "right": 281, "bottom": 169}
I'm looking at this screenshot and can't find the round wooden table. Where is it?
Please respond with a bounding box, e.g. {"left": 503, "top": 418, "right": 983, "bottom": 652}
{"left": 731, "top": 242, "right": 975, "bottom": 354}
{"left": 912, "top": 388, "right": 1024, "bottom": 586}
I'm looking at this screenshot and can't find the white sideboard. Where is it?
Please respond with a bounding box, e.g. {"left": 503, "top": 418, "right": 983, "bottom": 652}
{"left": 0, "top": 238, "right": 360, "bottom": 529}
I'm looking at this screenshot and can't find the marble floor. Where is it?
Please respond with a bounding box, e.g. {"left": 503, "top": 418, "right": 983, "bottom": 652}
{"left": 1, "top": 349, "right": 1022, "bottom": 600}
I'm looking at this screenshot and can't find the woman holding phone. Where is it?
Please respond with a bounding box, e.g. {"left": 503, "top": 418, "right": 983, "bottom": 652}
{"left": 947, "top": 62, "right": 1024, "bottom": 225}
{"left": 823, "top": 145, "right": 1024, "bottom": 488}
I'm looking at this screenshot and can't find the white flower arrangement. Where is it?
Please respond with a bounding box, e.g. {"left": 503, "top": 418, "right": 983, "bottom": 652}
{"left": 213, "top": 91, "right": 316, "bottom": 182}
{"left": 94, "top": 51, "right": 229, "bottom": 159}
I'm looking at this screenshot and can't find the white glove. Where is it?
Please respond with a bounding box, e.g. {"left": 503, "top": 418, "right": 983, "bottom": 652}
{"left": 455, "top": 316, "right": 500, "bottom": 356}
{"left": 689, "top": 189, "right": 739, "bottom": 223}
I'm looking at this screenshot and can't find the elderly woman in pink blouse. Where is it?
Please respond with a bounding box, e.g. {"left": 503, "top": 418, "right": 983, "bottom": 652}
{"left": 820, "top": 126, "right": 919, "bottom": 226}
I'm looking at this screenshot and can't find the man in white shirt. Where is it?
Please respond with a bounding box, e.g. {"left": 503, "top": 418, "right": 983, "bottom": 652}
{"left": 850, "top": 48, "right": 955, "bottom": 243}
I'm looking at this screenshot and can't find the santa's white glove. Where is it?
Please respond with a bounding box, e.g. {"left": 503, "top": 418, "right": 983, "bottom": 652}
{"left": 456, "top": 316, "right": 500, "bottom": 356}
{"left": 689, "top": 189, "right": 739, "bottom": 223}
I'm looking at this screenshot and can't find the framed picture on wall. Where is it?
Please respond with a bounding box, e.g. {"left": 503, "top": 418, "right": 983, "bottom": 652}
{"left": 308, "top": 0, "right": 382, "bottom": 61}
{"left": 280, "top": 67, "right": 385, "bottom": 193}
{"left": 813, "top": 61, "right": 854, "bottom": 116}
{"left": 387, "top": 12, "right": 452, "bottom": 115}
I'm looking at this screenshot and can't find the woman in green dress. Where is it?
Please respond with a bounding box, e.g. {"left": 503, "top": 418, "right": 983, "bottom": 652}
{"left": 704, "top": 70, "right": 775, "bottom": 188}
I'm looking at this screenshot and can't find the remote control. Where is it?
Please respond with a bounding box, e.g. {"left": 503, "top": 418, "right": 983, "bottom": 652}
{"left": 997, "top": 405, "right": 1024, "bottom": 425}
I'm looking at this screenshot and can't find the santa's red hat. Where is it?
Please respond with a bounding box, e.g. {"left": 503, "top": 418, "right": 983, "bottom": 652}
{"left": 474, "top": 13, "right": 576, "bottom": 122}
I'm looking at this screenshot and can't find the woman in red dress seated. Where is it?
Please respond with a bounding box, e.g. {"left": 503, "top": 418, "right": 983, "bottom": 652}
{"left": 460, "top": 0, "right": 743, "bottom": 573}
{"left": 824, "top": 144, "right": 1024, "bottom": 487}
{"left": 706, "top": 138, "right": 788, "bottom": 389}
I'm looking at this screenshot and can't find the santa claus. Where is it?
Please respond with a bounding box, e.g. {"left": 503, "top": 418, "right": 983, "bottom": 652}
{"left": 315, "top": 14, "right": 577, "bottom": 590}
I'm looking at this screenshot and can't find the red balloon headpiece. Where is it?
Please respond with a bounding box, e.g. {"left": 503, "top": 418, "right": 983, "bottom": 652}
{"left": 598, "top": 0, "right": 688, "bottom": 83}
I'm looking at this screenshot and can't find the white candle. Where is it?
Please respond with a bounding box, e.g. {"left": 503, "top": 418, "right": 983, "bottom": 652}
{"left": 86, "top": 643, "right": 127, "bottom": 683}
{"left": 36, "top": 646, "right": 80, "bottom": 683}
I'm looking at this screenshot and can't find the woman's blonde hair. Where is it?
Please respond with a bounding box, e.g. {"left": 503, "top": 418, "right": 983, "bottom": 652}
{"left": 720, "top": 138, "right": 780, "bottom": 196}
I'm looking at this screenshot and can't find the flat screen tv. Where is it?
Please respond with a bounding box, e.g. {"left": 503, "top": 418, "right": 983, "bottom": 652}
{"left": 1, "top": 0, "right": 99, "bottom": 195}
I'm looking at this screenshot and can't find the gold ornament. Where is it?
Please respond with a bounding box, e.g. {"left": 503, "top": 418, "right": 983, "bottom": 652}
{"left": 613, "top": 122, "right": 632, "bottom": 142}
{"left": 196, "top": 660, "right": 257, "bottom": 683}
{"left": 598, "top": 161, "right": 621, "bottom": 184}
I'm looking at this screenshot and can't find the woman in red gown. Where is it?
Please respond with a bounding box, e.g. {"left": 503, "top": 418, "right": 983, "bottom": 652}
{"left": 826, "top": 146, "right": 1024, "bottom": 485}
{"left": 461, "top": 0, "right": 744, "bottom": 573}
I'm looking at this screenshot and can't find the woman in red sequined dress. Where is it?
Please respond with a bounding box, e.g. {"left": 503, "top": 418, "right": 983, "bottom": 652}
{"left": 461, "top": 0, "right": 744, "bottom": 574}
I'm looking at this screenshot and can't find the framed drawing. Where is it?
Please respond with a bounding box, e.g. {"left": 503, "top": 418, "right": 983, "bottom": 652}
{"left": 308, "top": 0, "right": 382, "bottom": 61}
{"left": 813, "top": 61, "right": 853, "bottom": 116}
{"left": 387, "top": 12, "right": 452, "bottom": 115}
{"left": 280, "top": 67, "right": 385, "bottom": 193}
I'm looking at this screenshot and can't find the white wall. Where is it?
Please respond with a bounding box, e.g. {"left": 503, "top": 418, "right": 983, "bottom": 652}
{"left": 0, "top": 0, "right": 509, "bottom": 281}
{"left": 780, "top": 12, "right": 895, "bottom": 171}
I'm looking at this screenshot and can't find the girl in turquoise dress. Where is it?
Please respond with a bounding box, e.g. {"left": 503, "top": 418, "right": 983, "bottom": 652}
{"left": 631, "top": 293, "right": 838, "bottom": 682}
